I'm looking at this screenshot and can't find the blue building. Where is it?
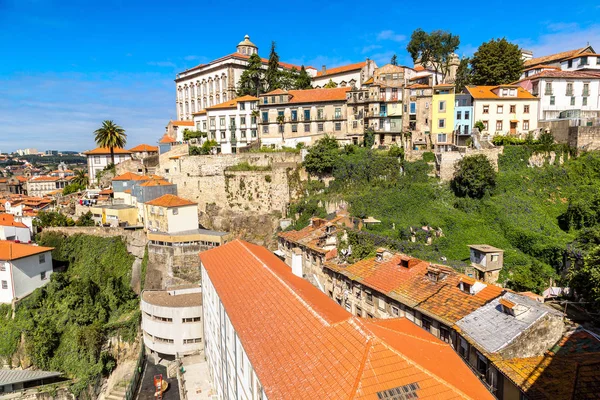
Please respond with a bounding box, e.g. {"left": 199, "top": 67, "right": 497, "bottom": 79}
{"left": 454, "top": 93, "right": 474, "bottom": 146}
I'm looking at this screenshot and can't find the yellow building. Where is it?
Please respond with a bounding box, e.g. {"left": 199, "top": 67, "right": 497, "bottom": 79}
{"left": 90, "top": 204, "right": 138, "bottom": 227}
{"left": 431, "top": 84, "right": 456, "bottom": 150}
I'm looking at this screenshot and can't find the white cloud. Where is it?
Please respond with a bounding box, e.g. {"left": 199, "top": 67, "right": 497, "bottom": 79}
{"left": 516, "top": 23, "right": 600, "bottom": 56}
{"left": 147, "top": 61, "right": 177, "bottom": 68}
{"left": 184, "top": 55, "right": 201, "bottom": 61}
{"left": 376, "top": 30, "right": 406, "bottom": 43}
{"left": 361, "top": 44, "right": 383, "bottom": 54}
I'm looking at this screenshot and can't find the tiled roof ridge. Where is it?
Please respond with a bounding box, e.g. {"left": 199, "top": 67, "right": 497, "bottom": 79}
{"left": 363, "top": 320, "right": 479, "bottom": 400}
{"left": 238, "top": 240, "right": 332, "bottom": 326}
{"left": 348, "top": 323, "right": 374, "bottom": 399}
{"left": 368, "top": 320, "right": 449, "bottom": 347}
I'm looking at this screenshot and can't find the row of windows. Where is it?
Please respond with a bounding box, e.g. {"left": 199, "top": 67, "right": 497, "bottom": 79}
{"left": 144, "top": 330, "right": 202, "bottom": 345}
{"left": 482, "top": 104, "right": 530, "bottom": 114}
{"left": 542, "top": 81, "right": 591, "bottom": 94}
{"left": 180, "top": 95, "right": 229, "bottom": 115}
{"left": 547, "top": 95, "right": 589, "bottom": 106}
{"left": 204, "top": 115, "right": 257, "bottom": 130}
{"left": 143, "top": 311, "right": 201, "bottom": 323}
{"left": 206, "top": 130, "right": 258, "bottom": 140}
{"left": 262, "top": 122, "right": 343, "bottom": 134}
{"left": 178, "top": 78, "right": 227, "bottom": 99}
{"left": 261, "top": 107, "right": 343, "bottom": 123}
{"left": 479, "top": 120, "right": 530, "bottom": 131}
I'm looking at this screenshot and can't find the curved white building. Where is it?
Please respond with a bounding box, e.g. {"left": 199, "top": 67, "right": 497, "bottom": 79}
{"left": 141, "top": 286, "right": 203, "bottom": 358}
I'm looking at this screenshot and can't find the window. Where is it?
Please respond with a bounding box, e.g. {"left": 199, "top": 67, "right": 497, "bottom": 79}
{"left": 40, "top": 271, "right": 47, "bottom": 280}
{"left": 241, "top": 130, "right": 247, "bottom": 138}
{"left": 583, "top": 97, "right": 588, "bottom": 106}
{"left": 39, "top": 254, "right": 45, "bottom": 263}
{"left": 251, "top": 129, "right": 257, "bottom": 138}
{"left": 317, "top": 108, "right": 324, "bottom": 119}
{"left": 568, "top": 59, "right": 573, "bottom": 68}
{"left": 1, "top": 280, "right": 7, "bottom": 290}
{"left": 545, "top": 82, "right": 553, "bottom": 94}
{"left": 510, "top": 105, "right": 516, "bottom": 113}
{"left": 483, "top": 105, "right": 489, "bottom": 114}
{"left": 291, "top": 109, "right": 297, "bottom": 121}
{"left": 440, "top": 326, "right": 450, "bottom": 343}
{"left": 219, "top": 117, "right": 225, "bottom": 127}
{"left": 94, "top": 156, "right": 101, "bottom": 165}
{"left": 304, "top": 109, "right": 310, "bottom": 121}
{"left": 571, "top": 96, "right": 576, "bottom": 106}
{"left": 366, "top": 312, "right": 374, "bottom": 319}
{"left": 524, "top": 105, "right": 530, "bottom": 113}
{"left": 356, "top": 306, "right": 362, "bottom": 317}
{"left": 263, "top": 97, "right": 268, "bottom": 104}
{"left": 278, "top": 125, "right": 284, "bottom": 134}
{"left": 465, "top": 110, "right": 470, "bottom": 119}
{"left": 262, "top": 112, "right": 268, "bottom": 123}
{"left": 335, "top": 122, "right": 341, "bottom": 131}
{"left": 459, "top": 337, "right": 468, "bottom": 358}
{"left": 391, "top": 306, "right": 399, "bottom": 316}
{"left": 438, "top": 100, "right": 446, "bottom": 112}
{"left": 183, "top": 338, "right": 202, "bottom": 344}
{"left": 502, "top": 88, "right": 508, "bottom": 96}
{"left": 172, "top": 208, "right": 178, "bottom": 215}
{"left": 437, "top": 133, "right": 447, "bottom": 143}
{"left": 456, "top": 111, "right": 462, "bottom": 120}
{"left": 583, "top": 83, "right": 590, "bottom": 96}
{"left": 378, "top": 297, "right": 386, "bottom": 310}
{"left": 155, "top": 336, "right": 174, "bottom": 344}
{"left": 497, "top": 105, "right": 503, "bottom": 114}
{"left": 496, "top": 120, "right": 503, "bottom": 131}
{"left": 240, "top": 116, "right": 246, "bottom": 126}
{"left": 581, "top": 56, "right": 589, "bottom": 66}
{"left": 550, "top": 96, "right": 556, "bottom": 105}
{"left": 182, "top": 317, "right": 201, "bottom": 323}
{"left": 523, "top": 120, "right": 529, "bottom": 130}
{"left": 0, "top": 264, "right": 4, "bottom": 272}
{"left": 438, "top": 119, "right": 445, "bottom": 128}
{"left": 292, "top": 124, "right": 297, "bottom": 133}
{"left": 262, "top": 125, "right": 268, "bottom": 134}
{"left": 317, "top": 123, "right": 324, "bottom": 132}
{"left": 334, "top": 108, "right": 342, "bottom": 118}
{"left": 566, "top": 82, "right": 574, "bottom": 96}
{"left": 240, "top": 102, "right": 245, "bottom": 110}
{"left": 365, "top": 291, "right": 373, "bottom": 304}
{"left": 421, "top": 317, "right": 431, "bottom": 332}
{"left": 409, "top": 102, "right": 416, "bottom": 114}
{"left": 277, "top": 110, "right": 284, "bottom": 119}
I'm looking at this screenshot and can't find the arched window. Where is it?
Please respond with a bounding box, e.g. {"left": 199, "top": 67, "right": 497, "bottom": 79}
{"left": 209, "top": 97, "right": 213, "bottom": 107}
{"left": 179, "top": 103, "right": 183, "bottom": 115}
{"left": 209, "top": 80, "right": 213, "bottom": 93}
{"left": 203, "top": 81, "right": 207, "bottom": 95}
{"left": 196, "top": 82, "right": 201, "bottom": 97}
{"left": 216, "top": 94, "right": 220, "bottom": 104}
{"left": 215, "top": 78, "right": 220, "bottom": 92}
{"left": 185, "top": 86, "right": 189, "bottom": 98}
{"left": 177, "top": 87, "right": 182, "bottom": 100}
{"left": 242, "top": 48, "right": 246, "bottom": 54}
{"left": 185, "top": 102, "right": 189, "bottom": 115}
{"left": 222, "top": 93, "right": 227, "bottom": 102}
{"left": 191, "top": 100, "right": 195, "bottom": 113}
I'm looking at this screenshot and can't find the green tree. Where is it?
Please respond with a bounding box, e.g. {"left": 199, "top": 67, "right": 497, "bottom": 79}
{"left": 265, "top": 41, "right": 281, "bottom": 92}
{"left": 450, "top": 154, "right": 496, "bottom": 199}
{"left": 63, "top": 183, "right": 85, "bottom": 195}
{"left": 237, "top": 53, "right": 265, "bottom": 97}
{"left": 471, "top": 38, "right": 524, "bottom": 85}
{"left": 407, "top": 29, "right": 460, "bottom": 85}
{"left": 569, "top": 246, "right": 600, "bottom": 308}
{"left": 474, "top": 120, "right": 486, "bottom": 132}
{"left": 454, "top": 57, "right": 472, "bottom": 92}
{"left": 363, "top": 128, "right": 375, "bottom": 148}
{"left": 324, "top": 79, "right": 338, "bottom": 88}
{"left": 71, "top": 169, "right": 89, "bottom": 187}
{"left": 295, "top": 66, "right": 313, "bottom": 89}
{"left": 280, "top": 68, "right": 299, "bottom": 90}
{"left": 390, "top": 54, "right": 398, "bottom": 66}
{"left": 76, "top": 211, "right": 96, "bottom": 227}
{"left": 93, "top": 120, "right": 127, "bottom": 166}
{"left": 303, "top": 136, "right": 340, "bottom": 175}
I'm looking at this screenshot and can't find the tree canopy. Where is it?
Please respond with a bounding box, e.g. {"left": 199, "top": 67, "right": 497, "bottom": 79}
{"left": 450, "top": 154, "right": 496, "bottom": 199}
{"left": 296, "top": 66, "right": 313, "bottom": 89}
{"left": 93, "top": 120, "right": 126, "bottom": 166}
{"left": 406, "top": 29, "right": 460, "bottom": 85}
{"left": 265, "top": 41, "right": 281, "bottom": 92}
{"left": 454, "top": 57, "right": 472, "bottom": 92}
{"left": 324, "top": 79, "right": 338, "bottom": 88}
{"left": 237, "top": 53, "right": 265, "bottom": 97}
{"left": 390, "top": 54, "right": 398, "bottom": 66}
{"left": 471, "top": 38, "right": 524, "bottom": 85}
{"left": 303, "top": 136, "right": 340, "bottom": 175}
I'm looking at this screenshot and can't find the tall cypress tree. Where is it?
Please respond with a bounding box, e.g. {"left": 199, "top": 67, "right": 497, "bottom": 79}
{"left": 237, "top": 53, "right": 265, "bottom": 97}
{"left": 296, "top": 66, "right": 312, "bottom": 89}
{"left": 390, "top": 54, "right": 398, "bottom": 66}
{"left": 265, "top": 41, "right": 281, "bottom": 92}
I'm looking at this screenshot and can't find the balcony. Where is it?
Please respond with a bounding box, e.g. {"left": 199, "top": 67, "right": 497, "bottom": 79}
{"left": 347, "top": 93, "right": 369, "bottom": 104}
{"left": 544, "top": 90, "right": 553, "bottom": 95}
{"left": 229, "top": 124, "right": 236, "bottom": 131}
{"left": 566, "top": 91, "right": 573, "bottom": 96}
{"left": 333, "top": 115, "right": 345, "bottom": 120}
{"left": 314, "top": 114, "right": 327, "bottom": 121}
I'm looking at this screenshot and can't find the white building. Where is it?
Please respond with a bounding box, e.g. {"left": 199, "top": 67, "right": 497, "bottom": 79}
{"left": 141, "top": 286, "right": 203, "bottom": 358}
{"left": 143, "top": 194, "right": 198, "bottom": 233}
{"left": 175, "top": 35, "right": 313, "bottom": 121}
{"left": 83, "top": 147, "right": 133, "bottom": 183}
{"left": 0, "top": 241, "right": 53, "bottom": 304}
{"left": 192, "top": 95, "right": 259, "bottom": 154}
{"left": 311, "top": 59, "right": 377, "bottom": 89}
{"left": 0, "top": 214, "right": 31, "bottom": 242}
{"left": 466, "top": 85, "right": 539, "bottom": 135}
{"left": 517, "top": 70, "right": 600, "bottom": 120}
{"left": 200, "top": 239, "right": 494, "bottom": 400}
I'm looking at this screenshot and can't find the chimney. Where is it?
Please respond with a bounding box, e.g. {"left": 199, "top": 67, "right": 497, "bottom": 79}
{"left": 521, "top": 49, "right": 533, "bottom": 61}
{"left": 322, "top": 65, "right": 327, "bottom": 75}
{"left": 291, "top": 248, "right": 303, "bottom": 278}
{"left": 375, "top": 248, "right": 385, "bottom": 262}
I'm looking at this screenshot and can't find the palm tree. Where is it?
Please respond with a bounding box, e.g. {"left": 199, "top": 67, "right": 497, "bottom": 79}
{"left": 72, "top": 169, "right": 88, "bottom": 187}
{"left": 94, "top": 120, "right": 127, "bottom": 166}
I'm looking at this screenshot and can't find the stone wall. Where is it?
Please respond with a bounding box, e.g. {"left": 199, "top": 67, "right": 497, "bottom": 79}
{"left": 569, "top": 125, "right": 600, "bottom": 152}
{"left": 436, "top": 147, "right": 503, "bottom": 182}
{"left": 146, "top": 244, "right": 206, "bottom": 290}
{"left": 498, "top": 312, "right": 564, "bottom": 359}
{"left": 539, "top": 120, "right": 570, "bottom": 144}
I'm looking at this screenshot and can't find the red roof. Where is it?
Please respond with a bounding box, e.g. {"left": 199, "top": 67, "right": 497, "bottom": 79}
{"left": 316, "top": 61, "right": 366, "bottom": 77}
{"left": 145, "top": 194, "right": 196, "bottom": 208}
{"left": 0, "top": 241, "right": 53, "bottom": 260}
{"left": 200, "top": 240, "right": 494, "bottom": 400}
{"left": 159, "top": 134, "right": 176, "bottom": 144}
{"left": 170, "top": 120, "right": 195, "bottom": 127}
{"left": 261, "top": 87, "right": 351, "bottom": 104}
{"left": 129, "top": 144, "right": 159, "bottom": 152}
{"left": 83, "top": 147, "right": 132, "bottom": 155}
{"left": 112, "top": 172, "right": 146, "bottom": 181}
{"left": 0, "top": 214, "right": 27, "bottom": 228}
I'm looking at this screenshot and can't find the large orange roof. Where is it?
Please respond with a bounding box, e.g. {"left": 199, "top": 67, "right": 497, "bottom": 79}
{"left": 170, "top": 120, "right": 195, "bottom": 126}
{"left": 0, "top": 214, "right": 27, "bottom": 228}
{"left": 145, "top": 194, "right": 195, "bottom": 208}
{"left": 466, "top": 85, "right": 537, "bottom": 100}
{"left": 129, "top": 144, "right": 158, "bottom": 152}
{"left": 316, "top": 61, "right": 366, "bottom": 77}
{"left": 29, "top": 176, "right": 60, "bottom": 182}
{"left": 204, "top": 95, "right": 258, "bottom": 111}
{"left": 326, "top": 253, "right": 503, "bottom": 325}
{"left": 262, "top": 87, "right": 351, "bottom": 104}
{"left": 200, "top": 240, "right": 494, "bottom": 400}
{"left": 139, "top": 179, "right": 173, "bottom": 187}
{"left": 112, "top": 172, "right": 145, "bottom": 181}
{"left": 159, "top": 134, "right": 176, "bottom": 144}
{"left": 83, "top": 147, "right": 132, "bottom": 155}
{"left": 524, "top": 46, "right": 592, "bottom": 67}
{"left": 0, "top": 241, "right": 53, "bottom": 260}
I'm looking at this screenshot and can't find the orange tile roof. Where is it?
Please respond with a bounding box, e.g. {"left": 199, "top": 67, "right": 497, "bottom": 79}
{"left": 192, "top": 109, "right": 207, "bottom": 116}
{"left": 524, "top": 47, "right": 592, "bottom": 67}
{"left": 99, "top": 189, "right": 113, "bottom": 195}
{"left": 261, "top": 87, "right": 351, "bottom": 104}
{"left": 129, "top": 144, "right": 158, "bottom": 152}
{"left": 262, "top": 88, "right": 287, "bottom": 96}
{"left": 124, "top": 189, "right": 132, "bottom": 194}
{"left": 200, "top": 240, "right": 494, "bottom": 400}
{"left": 493, "top": 328, "right": 600, "bottom": 399}
{"left": 83, "top": 147, "right": 132, "bottom": 155}
{"left": 139, "top": 179, "right": 173, "bottom": 187}
{"left": 326, "top": 254, "right": 503, "bottom": 325}
{"left": 159, "top": 134, "right": 176, "bottom": 144}
{"left": 204, "top": 95, "right": 258, "bottom": 111}
{"left": 522, "top": 65, "right": 561, "bottom": 72}
{"left": 29, "top": 176, "right": 60, "bottom": 182}
{"left": 316, "top": 61, "right": 366, "bottom": 77}
{"left": 562, "top": 52, "right": 600, "bottom": 61}
{"left": 413, "top": 65, "right": 426, "bottom": 72}
{"left": 407, "top": 83, "right": 431, "bottom": 89}
{"left": 170, "top": 120, "right": 195, "bottom": 126}
{"left": 112, "top": 172, "right": 144, "bottom": 181}
{"left": 466, "top": 85, "right": 538, "bottom": 100}
{"left": 0, "top": 214, "right": 27, "bottom": 228}
{"left": 278, "top": 216, "right": 354, "bottom": 254}
{"left": 145, "top": 194, "right": 195, "bottom": 208}
{"left": 0, "top": 241, "right": 53, "bottom": 260}
{"left": 523, "top": 70, "right": 600, "bottom": 81}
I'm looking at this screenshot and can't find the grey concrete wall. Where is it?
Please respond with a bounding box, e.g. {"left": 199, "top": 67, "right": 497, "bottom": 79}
{"left": 498, "top": 312, "right": 564, "bottom": 359}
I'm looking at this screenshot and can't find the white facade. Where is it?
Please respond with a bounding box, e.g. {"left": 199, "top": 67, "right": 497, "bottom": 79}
{"left": 527, "top": 76, "right": 600, "bottom": 120}
{"left": 0, "top": 225, "right": 31, "bottom": 242}
{"left": 0, "top": 247, "right": 53, "bottom": 304}
{"left": 84, "top": 150, "right": 133, "bottom": 182}
{"left": 201, "top": 267, "right": 267, "bottom": 400}
{"left": 141, "top": 286, "right": 203, "bottom": 357}
{"left": 193, "top": 97, "right": 259, "bottom": 154}
{"left": 143, "top": 201, "right": 198, "bottom": 234}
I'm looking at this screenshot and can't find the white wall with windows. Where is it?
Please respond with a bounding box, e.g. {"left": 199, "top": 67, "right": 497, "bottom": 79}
{"left": 86, "top": 153, "right": 132, "bottom": 182}
{"left": 0, "top": 250, "right": 53, "bottom": 304}
{"left": 529, "top": 77, "right": 600, "bottom": 120}
{"left": 472, "top": 98, "right": 538, "bottom": 135}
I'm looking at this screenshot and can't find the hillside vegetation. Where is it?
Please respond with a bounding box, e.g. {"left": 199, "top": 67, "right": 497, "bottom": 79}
{"left": 290, "top": 142, "right": 600, "bottom": 296}
{"left": 0, "top": 233, "right": 139, "bottom": 396}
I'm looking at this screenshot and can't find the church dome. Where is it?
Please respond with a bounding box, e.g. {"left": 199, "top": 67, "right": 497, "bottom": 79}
{"left": 238, "top": 34, "right": 257, "bottom": 48}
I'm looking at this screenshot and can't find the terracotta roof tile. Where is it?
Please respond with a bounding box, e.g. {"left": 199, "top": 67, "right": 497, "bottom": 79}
{"left": 170, "top": 120, "right": 195, "bottom": 126}
{"left": 0, "top": 241, "right": 53, "bottom": 260}
{"left": 159, "top": 134, "right": 176, "bottom": 144}
{"left": 203, "top": 95, "right": 258, "bottom": 111}
{"left": 0, "top": 214, "right": 27, "bottom": 228}
{"left": 83, "top": 147, "right": 132, "bottom": 155}
{"left": 129, "top": 144, "right": 159, "bottom": 152}
{"left": 200, "top": 240, "right": 494, "bottom": 400}
{"left": 466, "top": 85, "right": 538, "bottom": 100}
{"left": 316, "top": 61, "right": 366, "bottom": 77}
{"left": 112, "top": 172, "right": 145, "bottom": 181}
{"left": 262, "top": 87, "right": 351, "bottom": 105}
{"left": 138, "top": 179, "right": 173, "bottom": 187}
{"left": 145, "top": 194, "right": 195, "bottom": 208}
{"left": 524, "top": 47, "right": 592, "bottom": 67}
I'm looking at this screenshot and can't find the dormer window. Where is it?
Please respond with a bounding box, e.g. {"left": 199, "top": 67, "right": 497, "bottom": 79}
{"left": 459, "top": 276, "right": 475, "bottom": 294}
{"left": 499, "top": 298, "right": 516, "bottom": 316}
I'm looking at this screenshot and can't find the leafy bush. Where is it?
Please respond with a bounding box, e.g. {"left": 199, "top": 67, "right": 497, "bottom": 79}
{"left": 450, "top": 154, "right": 496, "bottom": 199}
{"left": 189, "top": 139, "right": 218, "bottom": 155}
{"left": 226, "top": 161, "right": 271, "bottom": 172}
{"left": 183, "top": 129, "right": 207, "bottom": 141}
{"left": 63, "top": 183, "right": 85, "bottom": 195}
{"left": 422, "top": 151, "right": 435, "bottom": 162}
{"left": 303, "top": 136, "right": 340, "bottom": 175}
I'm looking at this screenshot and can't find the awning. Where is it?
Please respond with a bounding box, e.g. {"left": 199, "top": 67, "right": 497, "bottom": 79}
{"left": 510, "top": 119, "right": 519, "bottom": 122}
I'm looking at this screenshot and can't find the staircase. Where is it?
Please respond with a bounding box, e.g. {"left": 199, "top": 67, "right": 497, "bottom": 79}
{"left": 104, "top": 381, "right": 128, "bottom": 400}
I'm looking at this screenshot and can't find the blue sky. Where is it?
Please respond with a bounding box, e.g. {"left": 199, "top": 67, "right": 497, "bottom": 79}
{"left": 1, "top": 0, "right": 599, "bottom": 153}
